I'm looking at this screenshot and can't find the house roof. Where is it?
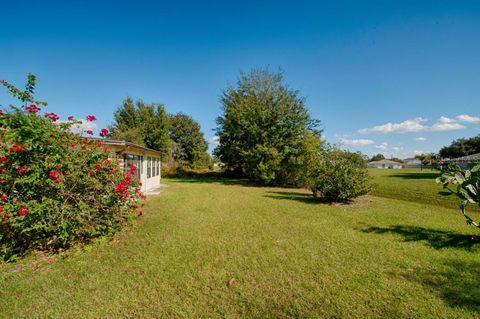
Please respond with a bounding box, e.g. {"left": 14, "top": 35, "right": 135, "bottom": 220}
{"left": 93, "top": 138, "right": 162, "bottom": 156}
{"left": 368, "top": 160, "right": 403, "bottom": 165}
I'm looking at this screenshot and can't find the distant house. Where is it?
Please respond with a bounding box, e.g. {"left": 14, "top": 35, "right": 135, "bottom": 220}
{"left": 448, "top": 152, "right": 480, "bottom": 169}
{"left": 99, "top": 139, "right": 162, "bottom": 194}
{"left": 367, "top": 159, "right": 403, "bottom": 169}
{"left": 403, "top": 158, "right": 422, "bottom": 169}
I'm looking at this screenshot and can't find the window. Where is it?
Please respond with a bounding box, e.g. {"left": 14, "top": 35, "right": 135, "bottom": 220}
{"left": 147, "top": 157, "right": 151, "bottom": 178}
{"left": 124, "top": 154, "right": 143, "bottom": 181}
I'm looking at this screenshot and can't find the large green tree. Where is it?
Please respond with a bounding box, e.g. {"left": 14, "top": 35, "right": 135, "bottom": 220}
{"left": 169, "top": 113, "right": 209, "bottom": 168}
{"left": 439, "top": 135, "right": 480, "bottom": 158}
{"left": 110, "top": 97, "right": 170, "bottom": 156}
{"left": 215, "top": 68, "right": 321, "bottom": 185}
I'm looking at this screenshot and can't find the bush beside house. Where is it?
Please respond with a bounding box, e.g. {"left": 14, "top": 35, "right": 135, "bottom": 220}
{"left": 0, "top": 75, "right": 143, "bottom": 261}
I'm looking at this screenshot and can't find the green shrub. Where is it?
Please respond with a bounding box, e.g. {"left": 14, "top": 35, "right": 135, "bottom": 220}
{"left": 306, "top": 148, "right": 371, "bottom": 202}
{"left": 0, "top": 75, "right": 143, "bottom": 261}
{"left": 437, "top": 163, "right": 480, "bottom": 229}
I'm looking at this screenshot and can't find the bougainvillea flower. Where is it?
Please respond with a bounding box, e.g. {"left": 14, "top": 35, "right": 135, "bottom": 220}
{"left": 0, "top": 156, "right": 8, "bottom": 163}
{"left": 0, "top": 168, "right": 7, "bottom": 174}
{"left": 94, "top": 163, "right": 102, "bottom": 171}
{"left": 86, "top": 115, "right": 97, "bottom": 121}
{"left": 129, "top": 163, "right": 137, "bottom": 172}
{"left": 17, "top": 166, "right": 27, "bottom": 175}
{"left": 25, "top": 104, "right": 41, "bottom": 113}
{"left": 9, "top": 144, "right": 27, "bottom": 152}
{"left": 99, "top": 128, "right": 109, "bottom": 137}
{"left": 85, "top": 130, "right": 94, "bottom": 135}
{"left": 44, "top": 112, "right": 60, "bottom": 121}
{"left": 49, "top": 170, "right": 62, "bottom": 183}
{"left": 18, "top": 208, "right": 29, "bottom": 216}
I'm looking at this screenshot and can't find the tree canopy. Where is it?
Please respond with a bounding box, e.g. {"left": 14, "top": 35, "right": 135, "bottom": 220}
{"left": 370, "top": 154, "right": 385, "bottom": 162}
{"left": 169, "top": 113, "right": 209, "bottom": 168}
{"left": 439, "top": 135, "right": 480, "bottom": 158}
{"left": 110, "top": 97, "right": 170, "bottom": 157}
{"left": 214, "top": 68, "right": 321, "bottom": 185}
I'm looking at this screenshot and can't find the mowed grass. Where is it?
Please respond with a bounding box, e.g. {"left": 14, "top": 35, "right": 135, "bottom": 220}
{"left": 369, "top": 168, "right": 476, "bottom": 211}
{"left": 1, "top": 173, "right": 480, "bottom": 318}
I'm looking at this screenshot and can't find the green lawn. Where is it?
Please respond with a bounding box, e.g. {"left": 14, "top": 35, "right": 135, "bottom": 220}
{"left": 1, "top": 173, "right": 479, "bottom": 318}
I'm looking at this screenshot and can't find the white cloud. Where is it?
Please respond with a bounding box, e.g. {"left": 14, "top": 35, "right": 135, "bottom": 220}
{"left": 360, "top": 116, "right": 466, "bottom": 134}
{"left": 359, "top": 117, "right": 427, "bottom": 134}
{"left": 391, "top": 146, "right": 403, "bottom": 152}
{"left": 209, "top": 136, "right": 220, "bottom": 146}
{"left": 429, "top": 121, "right": 465, "bottom": 132}
{"left": 438, "top": 116, "right": 456, "bottom": 124}
{"left": 415, "top": 137, "right": 427, "bottom": 141}
{"left": 339, "top": 138, "right": 374, "bottom": 147}
{"left": 413, "top": 150, "right": 425, "bottom": 155}
{"left": 456, "top": 114, "right": 480, "bottom": 124}
{"left": 375, "top": 142, "right": 388, "bottom": 150}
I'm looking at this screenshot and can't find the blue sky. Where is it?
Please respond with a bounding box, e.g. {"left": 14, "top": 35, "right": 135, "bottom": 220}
{"left": 1, "top": 0, "right": 480, "bottom": 158}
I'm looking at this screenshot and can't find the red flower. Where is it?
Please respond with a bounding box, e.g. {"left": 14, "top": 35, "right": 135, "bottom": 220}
{"left": 49, "top": 170, "right": 63, "bottom": 183}
{"left": 25, "top": 104, "right": 41, "bottom": 113}
{"left": 44, "top": 112, "right": 60, "bottom": 121}
{"left": 9, "top": 144, "right": 27, "bottom": 152}
{"left": 18, "top": 208, "right": 29, "bottom": 216}
{"left": 94, "top": 163, "right": 102, "bottom": 171}
{"left": 99, "top": 128, "right": 109, "bottom": 137}
{"left": 129, "top": 163, "right": 137, "bottom": 172}
{"left": 86, "top": 115, "right": 97, "bottom": 121}
{"left": 1, "top": 194, "right": 7, "bottom": 202}
{"left": 17, "top": 166, "right": 27, "bottom": 175}
{"left": 138, "top": 209, "right": 143, "bottom": 217}
{"left": 0, "top": 167, "right": 7, "bottom": 174}
{"left": 85, "top": 130, "right": 94, "bottom": 135}
{"left": 0, "top": 156, "right": 8, "bottom": 163}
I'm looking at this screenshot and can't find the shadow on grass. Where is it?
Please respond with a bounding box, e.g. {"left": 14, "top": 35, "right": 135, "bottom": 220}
{"left": 362, "top": 225, "right": 480, "bottom": 251}
{"left": 167, "top": 172, "right": 252, "bottom": 186}
{"left": 403, "top": 259, "right": 480, "bottom": 312}
{"left": 263, "top": 191, "right": 320, "bottom": 205}
{"left": 388, "top": 172, "right": 440, "bottom": 180}
{"left": 263, "top": 191, "right": 359, "bottom": 206}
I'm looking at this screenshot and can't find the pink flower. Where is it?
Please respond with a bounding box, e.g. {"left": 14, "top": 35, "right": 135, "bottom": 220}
{"left": 86, "top": 115, "right": 97, "bottom": 121}
{"left": 85, "top": 130, "right": 93, "bottom": 135}
{"left": 17, "top": 166, "right": 27, "bottom": 175}
{"left": 99, "top": 128, "right": 109, "bottom": 137}
{"left": 44, "top": 112, "right": 60, "bottom": 121}
{"left": 25, "top": 104, "right": 41, "bottom": 113}
{"left": 18, "top": 207, "right": 29, "bottom": 216}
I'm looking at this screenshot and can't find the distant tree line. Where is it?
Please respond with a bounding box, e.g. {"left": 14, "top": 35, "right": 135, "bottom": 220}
{"left": 439, "top": 135, "right": 480, "bottom": 158}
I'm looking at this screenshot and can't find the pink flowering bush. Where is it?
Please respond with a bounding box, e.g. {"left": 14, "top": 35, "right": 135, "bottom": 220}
{"left": 0, "top": 75, "right": 143, "bottom": 261}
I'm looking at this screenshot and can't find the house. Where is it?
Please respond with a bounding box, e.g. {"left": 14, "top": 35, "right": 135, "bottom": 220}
{"left": 98, "top": 139, "right": 162, "bottom": 194}
{"left": 367, "top": 159, "right": 403, "bottom": 169}
{"left": 448, "top": 152, "right": 480, "bottom": 169}
{"left": 403, "top": 158, "right": 422, "bottom": 169}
